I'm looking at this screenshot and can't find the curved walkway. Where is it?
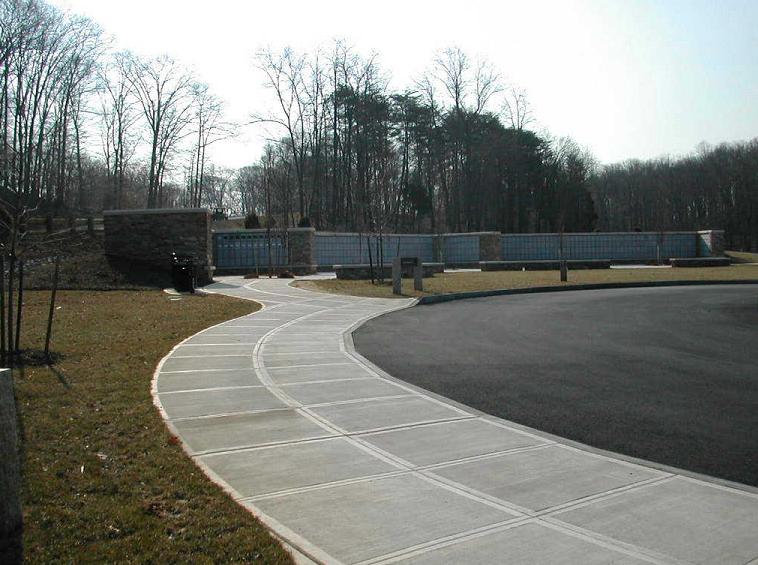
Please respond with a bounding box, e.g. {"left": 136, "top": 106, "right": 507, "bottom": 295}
{"left": 153, "top": 277, "right": 758, "bottom": 565}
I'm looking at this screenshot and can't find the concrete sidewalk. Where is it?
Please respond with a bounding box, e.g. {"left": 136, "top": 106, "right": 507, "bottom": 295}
{"left": 153, "top": 277, "right": 758, "bottom": 565}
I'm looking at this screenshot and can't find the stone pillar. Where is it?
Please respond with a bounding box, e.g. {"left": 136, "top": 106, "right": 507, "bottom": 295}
{"left": 1, "top": 369, "right": 22, "bottom": 565}
{"left": 479, "top": 232, "right": 502, "bottom": 262}
{"left": 432, "top": 235, "right": 444, "bottom": 263}
{"left": 287, "top": 228, "right": 317, "bottom": 274}
{"left": 697, "top": 230, "right": 725, "bottom": 257}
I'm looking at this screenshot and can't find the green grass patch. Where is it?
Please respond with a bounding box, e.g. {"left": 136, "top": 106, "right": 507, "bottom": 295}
{"left": 13, "top": 290, "right": 292, "bottom": 563}
{"left": 294, "top": 264, "right": 758, "bottom": 299}
{"left": 726, "top": 250, "right": 758, "bottom": 263}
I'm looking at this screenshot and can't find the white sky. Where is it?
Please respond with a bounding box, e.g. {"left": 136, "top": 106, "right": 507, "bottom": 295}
{"left": 53, "top": 0, "right": 758, "bottom": 169}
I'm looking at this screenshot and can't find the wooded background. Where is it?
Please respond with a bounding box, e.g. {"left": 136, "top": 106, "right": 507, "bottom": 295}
{"left": 2, "top": 0, "right": 756, "bottom": 251}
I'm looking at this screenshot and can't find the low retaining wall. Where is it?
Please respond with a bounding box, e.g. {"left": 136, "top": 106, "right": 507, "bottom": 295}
{"left": 104, "top": 209, "right": 213, "bottom": 284}
{"left": 670, "top": 257, "right": 731, "bottom": 267}
{"left": 335, "top": 263, "right": 444, "bottom": 280}
{"left": 481, "top": 259, "right": 612, "bottom": 271}
{"left": 0, "top": 369, "right": 22, "bottom": 564}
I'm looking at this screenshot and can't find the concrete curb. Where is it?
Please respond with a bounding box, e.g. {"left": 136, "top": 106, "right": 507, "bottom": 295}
{"left": 417, "top": 279, "right": 758, "bottom": 305}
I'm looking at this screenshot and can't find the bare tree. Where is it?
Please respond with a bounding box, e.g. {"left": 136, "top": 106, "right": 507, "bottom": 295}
{"left": 503, "top": 86, "right": 533, "bottom": 130}
{"left": 253, "top": 46, "right": 310, "bottom": 219}
{"left": 98, "top": 52, "right": 138, "bottom": 209}
{"left": 187, "top": 83, "right": 234, "bottom": 208}
{"left": 124, "top": 54, "right": 194, "bottom": 208}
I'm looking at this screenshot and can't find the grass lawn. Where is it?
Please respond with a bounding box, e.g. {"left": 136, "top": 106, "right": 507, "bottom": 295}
{"left": 13, "top": 290, "right": 292, "bottom": 563}
{"left": 726, "top": 250, "right": 758, "bottom": 263}
{"left": 294, "top": 263, "right": 758, "bottom": 299}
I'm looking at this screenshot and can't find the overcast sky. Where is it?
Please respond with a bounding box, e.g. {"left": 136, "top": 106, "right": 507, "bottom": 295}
{"left": 52, "top": 0, "right": 757, "bottom": 170}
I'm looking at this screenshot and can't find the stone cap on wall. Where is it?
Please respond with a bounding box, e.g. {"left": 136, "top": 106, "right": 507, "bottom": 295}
{"left": 502, "top": 231, "right": 705, "bottom": 237}
{"left": 104, "top": 208, "right": 209, "bottom": 216}
{"left": 213, "top": 227, "right": 315, "bottom": 234}
{"left": 314, "top": 231, "right": 500, "bottom": 237}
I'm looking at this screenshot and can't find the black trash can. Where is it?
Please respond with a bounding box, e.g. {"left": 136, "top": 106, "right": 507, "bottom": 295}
{"left": 171, "top": 253, "right": 196, "bottom": 293}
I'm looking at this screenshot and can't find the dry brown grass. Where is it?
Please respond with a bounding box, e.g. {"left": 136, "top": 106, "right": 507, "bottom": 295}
{"left": 294, "top": 264, "right": 758, "bottom": 299}
{"left": 13, "top": 290, "right": 292, "bottom": 564}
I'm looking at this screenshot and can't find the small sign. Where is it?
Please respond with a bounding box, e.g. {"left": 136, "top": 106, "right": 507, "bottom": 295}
{"left": 400, "top": 257, "right": 419, "bottom": 267}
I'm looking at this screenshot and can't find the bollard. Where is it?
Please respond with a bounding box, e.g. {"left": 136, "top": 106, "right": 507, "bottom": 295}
{"left": 560, "top": 260, "right": 568, "bottom": 282}
{"left": 413, "top": 263, "right": 423, "bottom": 291}
{"left": 392, "top": 257, "right": 402, "bottom": 295}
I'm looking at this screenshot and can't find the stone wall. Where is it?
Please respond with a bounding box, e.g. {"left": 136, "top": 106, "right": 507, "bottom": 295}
{"left": 213, "top": 228, "right": 727, "bottom": 273}
{"left": 104, "top": 209, "right": 213, "bottom": 283}
{"left": 0, "top": 369, "right": 22, "bottom": 564}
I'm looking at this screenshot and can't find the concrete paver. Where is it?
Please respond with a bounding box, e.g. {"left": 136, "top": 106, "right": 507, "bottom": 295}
{"left": 554, "top": 476, "right": 758, "bottom": 565}
{"left": 282, "top": 379, "right": 410, "bottom": 405}
{"left": 250, "top": 474, "right": 517, "bottom": 565}
{"left": 308, "top": 396, "right": 467, "bottom": 434}
{"left": 263, "top": 352, "right": 351, "bottom": 369}
{"left": 153, "top": 276, "right": 758, "bottom": 565}
{"left": 161, "top": 354, "right": 253, "bottom": 372}
{"left": 171, "top": 409, "right": 334, "bottom": 454}
{"left": 393, "top": 522, "right": 650, "bottom": 565}
{"left": 159, "top": 387, "right": 287, "bottom": 419}
{"left": 173, "top": 344, "right": 259, "bottom": 356}
{"left": 429, "top": 444, "right": 664, "bottom": 512}
{"left": 360, "top": 419, "right": 548, "bottom": 467}
{"left": 156, "top": 368, "right": 261, "bottom": 393}
{"left": 199, "top": 438, "right": 397, "bottom": 498}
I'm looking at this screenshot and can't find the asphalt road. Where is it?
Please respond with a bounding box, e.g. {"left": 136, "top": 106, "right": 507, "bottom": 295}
{"left": 354, "top": 284, "right": 758, "bottom": 487}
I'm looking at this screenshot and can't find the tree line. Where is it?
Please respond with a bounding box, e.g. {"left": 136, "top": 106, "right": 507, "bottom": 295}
{"left": 0, "top": 0, "right": 234, "bottom": 240}
{"left": 247, "top": 44, "right": 597, "bottom": 236}
{"left": 1, "top": 0, "right": 756, "bottom": 252}
{"left": 592, "top": 139, "right": 758, "bottom": 250}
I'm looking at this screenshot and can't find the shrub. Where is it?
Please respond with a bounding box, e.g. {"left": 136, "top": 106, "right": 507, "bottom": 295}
{"left": 244, "top": 212, "right": 261, "bottom": 229}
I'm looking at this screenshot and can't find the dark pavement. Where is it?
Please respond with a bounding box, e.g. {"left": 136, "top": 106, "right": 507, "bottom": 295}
{"left": 354, "top": 284, "right": 758, "bottom": 486}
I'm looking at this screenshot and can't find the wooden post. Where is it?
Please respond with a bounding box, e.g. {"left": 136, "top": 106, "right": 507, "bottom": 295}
{"left": 6, "top": 255, "right": 14, "bottom": 366}
{"left": 45, "top": 256, "right": 60, "bottom": 362}
{"left": 0, "top": 256, "right": 5, "bottom": 366}
{"left": 559, "top": 231, "right": 568, "bottom": 282}
{"left": 14, "top": 261, "right": 23, "bottom": 355}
